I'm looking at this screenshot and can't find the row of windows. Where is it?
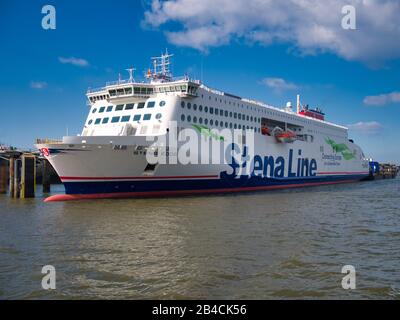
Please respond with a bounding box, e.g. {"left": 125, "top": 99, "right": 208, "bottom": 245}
{"left": 196, "top": 91, "right": 345, "bottom": 136}
{"left": 88, "top": 113, "right": 162, "bottom": 125}
{"left": 181, "top": 101, "right": 261, "bottom": 124}
{"left": 180, "top": 114, "right": 261, "bottom": 133}
{"left": 92, "top": 101, "right": 166, "bottom": 114}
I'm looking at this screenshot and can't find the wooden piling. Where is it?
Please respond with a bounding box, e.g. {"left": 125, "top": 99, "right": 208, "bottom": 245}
{"left": 0, "top": 159, "right": 7, "bottom": 194}
{"left": 42, "top": 159, "right": 51, "bottom": 193}
{"left": 9, "top": 157, "right": 14, "bottom": 197}
{"left": 20, "top": 154, "right": 36, "bottom": 198}
{"left": 13, "top": 158, "right": 20, "bottom": 198}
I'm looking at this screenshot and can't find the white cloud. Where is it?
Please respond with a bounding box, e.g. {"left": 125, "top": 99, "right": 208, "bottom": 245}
{"left": 262, "top": 77, "right": 299, "bottom": 92}
{"left": 30, "top": 81, "right": 47, "bottom": 89}
{"left": 58, "top": 56, "right": 89, "bottom": 67}
{"left": 144, "top": 0, "right": 400, "bottom": 64}
{"left": 347, "top": 121, "right": 382, "bottom": 134}
{"left": 363, "top": 91, "right": 400, "bottom": 106}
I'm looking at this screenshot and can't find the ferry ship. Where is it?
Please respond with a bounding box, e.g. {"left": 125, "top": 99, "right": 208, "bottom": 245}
{"left": 36, "top": 51, "right": 369, "bottom": 201}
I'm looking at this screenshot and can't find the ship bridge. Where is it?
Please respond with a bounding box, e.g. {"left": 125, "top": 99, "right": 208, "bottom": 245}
{"left": 86, "top": 50, "right": 200, "bottom": 105}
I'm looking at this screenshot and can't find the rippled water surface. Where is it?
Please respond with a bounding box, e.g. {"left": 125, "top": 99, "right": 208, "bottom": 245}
{"left": 1, "top": 178, "right": 400, "bottom": 299}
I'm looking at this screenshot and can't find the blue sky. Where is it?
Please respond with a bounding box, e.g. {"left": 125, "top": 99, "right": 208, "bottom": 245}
{"left": 0, "top": 0, "right": 399, "bottom": 163}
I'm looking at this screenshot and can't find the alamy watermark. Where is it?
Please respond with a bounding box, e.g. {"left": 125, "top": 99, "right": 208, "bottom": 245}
{"left": 341, "top": 265, "right": 356, "bottom": 290}
{"left": 41, "top": 5, "right": 56, "bottom": 30}
{"left": 41, "top": 265, "right": 56, "bottom": 290}
{"left": 341, "top": 5, "right": 356, "bottom": 30}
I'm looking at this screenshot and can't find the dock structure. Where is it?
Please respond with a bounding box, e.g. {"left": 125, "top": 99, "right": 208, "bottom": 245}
{"left": 367, "top": 161, "right": 399, "bottom": 180}
{"left": 0, "top": 149, "right": 60, "bottom": 198}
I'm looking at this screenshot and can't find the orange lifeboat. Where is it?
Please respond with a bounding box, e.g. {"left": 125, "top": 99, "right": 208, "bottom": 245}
{"left": 272, "top": 127, "right": 297, "bottom": 143}
{"left": 261, "top": 127, "right": 271, "bottom": 136}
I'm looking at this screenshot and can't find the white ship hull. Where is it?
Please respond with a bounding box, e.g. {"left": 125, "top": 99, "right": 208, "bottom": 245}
{"left": 36, "top": 132, "right": 369, "bottom": 201}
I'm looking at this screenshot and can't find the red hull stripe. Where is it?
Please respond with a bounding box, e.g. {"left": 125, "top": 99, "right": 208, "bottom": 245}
{"left": 317, "top": 171, "right": 369, "bottom": 175}
{"left": 44, "top": 179, "right": 359, "bottom": 202}
{"left": 60, "top": 175, "right": 219, "bottom": 181}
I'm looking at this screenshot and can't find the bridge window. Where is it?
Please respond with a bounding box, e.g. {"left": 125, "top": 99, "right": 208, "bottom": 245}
{"left": 125, "top": 104, "right": 134, "bottom": 110}
{"left": 111, "top": 116, "right": 120, "bottom": 123}
{"left": 95, "top": 118, "right": 101, "bottom": 125}
{"left": 106, "top": 106, "right": 113, "bottom": 112}
{"left": 133, "top": 115, "right": 141, "bottom": 122}
{"left": 102, "top": 118, "right": 109, "bottom": 124}
{"left": 99, "top": 107, "right": 105, "bottom": 113}
{"left": 121, "top": 116, "right": 130, "bottom": 122}
{"left": 137, "top": 102, "right": 145, "bottom": 109}
{"left": 147, "top": 101, "right": 155, "bottom": 108}
{"left": 116, "top": 104, "right": 124, "bottom": 111}
{"left": 143, "top": 114, "right": 151, "bottom": 121}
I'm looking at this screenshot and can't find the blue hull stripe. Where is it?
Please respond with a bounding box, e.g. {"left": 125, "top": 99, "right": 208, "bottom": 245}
{"left": 63, "top": 174, "right": 367, "bottom": 195}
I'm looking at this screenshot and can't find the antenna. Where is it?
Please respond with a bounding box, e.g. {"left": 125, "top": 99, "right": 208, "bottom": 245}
{"left": 151, "top": 49, "right": 174, "bottom": 82}
{"left": 126, "top": 67, "right": 136, "bottom": 82}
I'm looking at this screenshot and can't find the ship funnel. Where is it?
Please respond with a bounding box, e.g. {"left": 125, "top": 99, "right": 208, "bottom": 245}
{"left": 286, "top": 101, "right": 292, "bottom": 112}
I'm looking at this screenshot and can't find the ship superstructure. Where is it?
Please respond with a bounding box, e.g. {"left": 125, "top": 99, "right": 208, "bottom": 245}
{"left": 36, "top": 51, "right": 369, "bottom": 201}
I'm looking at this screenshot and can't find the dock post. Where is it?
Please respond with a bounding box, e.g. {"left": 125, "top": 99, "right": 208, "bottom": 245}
{"left": 9, "top": 157, "right": 14, "bottom": 197}
{"left": 13, "top": 158, "right": 21, "bottom": 198}
{"left": 42, "top": 159, "right": 51, "bottom": 193}
{"left": 20, "top": 154, "right": 36, "bottom": 198}
{"left": 0, "top": 158, "right": 7, "bottom": 194}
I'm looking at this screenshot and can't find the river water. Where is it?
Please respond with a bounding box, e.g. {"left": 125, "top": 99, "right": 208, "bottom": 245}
{"left": 1, "top": 178, "right": 399, "bottom": 299}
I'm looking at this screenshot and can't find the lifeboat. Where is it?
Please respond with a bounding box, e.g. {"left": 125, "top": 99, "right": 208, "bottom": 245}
{"left": 261, "top": 126, "right": 271, "bottom": 136}
{"left": 272, "top": 127, "right": 297, "bottom": 143}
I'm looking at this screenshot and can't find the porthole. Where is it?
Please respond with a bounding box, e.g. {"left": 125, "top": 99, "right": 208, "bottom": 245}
{"left": 199, "top": 117, "right": 203, "bottom": 124}
{"left": 193, "top": 104, "right": 197, "bottom": 111}
{"left": 160, "top": 101, "right": 166, "bottom": 107}
{"left": 210, "top": 119, "right": 214, "bottom": 125}
{"left": 92, "top": 108, "right": 97, "bottom": 113}
{"left": 199, "top": 105, "right": 203, "bottom": 112}
{"left": 205, "top": 106, "right": 208, "bottom": 113}
{"left": 181, "top": 114, "right": 185, "bottom": 121}
{"left": 187, "top": 103, "right": 191, "bottom": 110}
{"left": 187, "top": 115, "right": 192, "bottom": 122}
{"left": 155, "top": 113, "right": 162, "bottom": 120}
{"left": 205, "top": 119, "right": 208, "bottom": 125}
{"left": 88, "top": 119, "right": 93, "bottom": 125}
{"left": 181, "top": 101, "right": 185, "bottom": 108}
{"left": 215, "top": 120, "right": 219, "bottom": 126}
{"left": 193, "top": 116, "right": 197, "bottom": 123}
